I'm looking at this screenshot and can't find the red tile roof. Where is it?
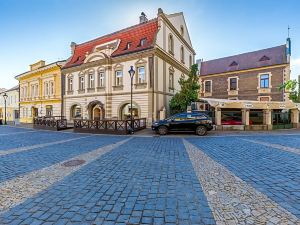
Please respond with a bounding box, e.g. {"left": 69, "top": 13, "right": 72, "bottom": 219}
{"left": 64, "top": 19, "right": 158, "bottom": 69}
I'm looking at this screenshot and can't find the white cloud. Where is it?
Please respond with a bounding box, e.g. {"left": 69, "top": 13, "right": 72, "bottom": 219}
{"left": 291, "top": 57, "right": 300, "bottom": 80}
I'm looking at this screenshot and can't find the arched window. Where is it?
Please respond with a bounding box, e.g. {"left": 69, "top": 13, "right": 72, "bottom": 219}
{"left": 180, "top": 46, "right": 185, "bottom": 63}
{"left": 168, "top": 34, "right": 174, "bottom": 54}
{"left": 71, "top": 105, "right": 82, "bottom": 119}
{"left": 180, "top": 25, "right": 184, "bottom": 36}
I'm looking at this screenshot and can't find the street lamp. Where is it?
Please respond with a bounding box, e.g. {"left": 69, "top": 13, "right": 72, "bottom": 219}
{"left": 3, "top": 93, "right": 8, "bottom": 125}
{"left": 128, "top": 66, "right": 135, "bottom": 133}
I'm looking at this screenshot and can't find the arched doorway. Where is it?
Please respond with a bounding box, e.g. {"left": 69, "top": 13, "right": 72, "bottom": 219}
{"left": 92, "top": 105, "right": 103, "bottom": 120}
{"left": 87, "top": 100, "right": 105, "bottom": 120}
{"left": 119, "top": 102, "right": 140, "bottom": 120}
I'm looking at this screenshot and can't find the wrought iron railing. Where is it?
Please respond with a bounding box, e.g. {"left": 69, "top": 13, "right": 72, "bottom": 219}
{"left": 33, "top": 116, "right": 68, "bottom": 130}
{"left": 73, "top": 118, "right": 146, "bottom": 134}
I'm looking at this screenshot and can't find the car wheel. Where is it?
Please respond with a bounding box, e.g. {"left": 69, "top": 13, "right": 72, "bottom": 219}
{"left": 158, "top": 126, "right": 168, "bottom": 135}
{"left": 196, "top": 126, "right": 207, "bottom": 136}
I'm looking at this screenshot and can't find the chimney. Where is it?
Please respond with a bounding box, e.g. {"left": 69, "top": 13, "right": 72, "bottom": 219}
{"left": 70, "top": 42, "right": 76, "bottom": 55}
{"left": 139, "top": 12, "right": 148, "bottom": 23}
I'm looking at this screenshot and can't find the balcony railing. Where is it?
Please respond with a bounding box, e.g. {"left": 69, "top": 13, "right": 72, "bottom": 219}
{"left": 33, "top": 116, "right": 68, "bottom": 131}
{"left": 74, "top": 118, "right": 147, "bottom": 134}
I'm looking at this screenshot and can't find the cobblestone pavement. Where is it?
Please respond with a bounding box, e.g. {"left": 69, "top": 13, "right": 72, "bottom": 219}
{"left": 0, "top": 126, "right": 300, "bottom": 224}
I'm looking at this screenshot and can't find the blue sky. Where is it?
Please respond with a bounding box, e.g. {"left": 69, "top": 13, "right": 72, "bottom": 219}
{"left": 0, "top": 0, "right": 299, "bottom": 89}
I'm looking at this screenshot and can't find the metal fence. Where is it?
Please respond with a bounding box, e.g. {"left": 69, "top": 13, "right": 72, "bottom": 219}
{"left": 73, "top": 118, "right": 147, "bottom": 134}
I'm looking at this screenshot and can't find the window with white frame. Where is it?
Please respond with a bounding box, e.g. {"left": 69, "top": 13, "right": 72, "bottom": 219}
{"left": 35, "top": 85, "right": 38, "bottom": 97}
{"left": 31, "top": 85, "right": 34, "bottom": 97}
{"left": 229, "top": 77, "right": 237, "bottom": 90}
{"left": 50, "top": 81, "right": 54, "bottom": 95}
{"left": 169, "top": 72, "right": 174, "bottom": 89}
{"left": 115, "top": 70, "right": 123, "bottom": 86}
{"left": 79, "top": 76, "right": 85, "bottom": 90}
{"left": 137, "top": 66, "right": 145, "bottom": 83}
{"left": 98, "top": 71, "right": 105, "bottom": 87}
{"left": 180, "top": 46, "right": 185, "bottom": 63}
{"left": 204, "top": 80, "right": 212, "bottom": 93}
{"left": 68, "top": 77, "right": 73, "bottom": 91}
{"left": 168, "top": 34, "right": 174, "bottom": 54}
{"left": 89, "top": 72, "right": 95, "bottom": 88}
{"left": 260, "top": 74, "right": 270, "bottom": 88}
{"left": 45, "top": 82, "right": 49, "bottom": 96}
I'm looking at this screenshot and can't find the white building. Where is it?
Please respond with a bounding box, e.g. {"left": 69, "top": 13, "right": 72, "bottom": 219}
{"left": 62, "top": 9, "right": 195, "bottom": 125}
{"left": 0, "top": 86, "right": 20, "bottom": 124}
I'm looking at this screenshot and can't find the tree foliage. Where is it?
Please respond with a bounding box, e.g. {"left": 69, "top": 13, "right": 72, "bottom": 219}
{"left": 279, "top": 79, "right": 300, "bottom": 103}
{"left": 169, "top": 64, "right": 200, "bottom": 114}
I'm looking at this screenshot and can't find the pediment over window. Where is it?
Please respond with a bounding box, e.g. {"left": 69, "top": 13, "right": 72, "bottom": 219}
{"left": 259, "top": 55, "right": 270, "bottom": 61}
{"left": 229, "top": 61, "right": 238, "bottom": 67}
{"left": 135, "top": 58, "right": 147, "bottom": 66}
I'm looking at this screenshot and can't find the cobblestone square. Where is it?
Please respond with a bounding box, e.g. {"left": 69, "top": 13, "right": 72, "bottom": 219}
{"left": 0, "top": 126, "right": 300, "bottom": 224}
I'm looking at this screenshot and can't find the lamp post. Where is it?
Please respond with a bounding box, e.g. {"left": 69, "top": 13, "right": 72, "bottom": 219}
{"left": 3, "top": 93, "right": 8, "bottom": 125}
{"left": 128, "top": 66, "right": 135, "bottom": 133}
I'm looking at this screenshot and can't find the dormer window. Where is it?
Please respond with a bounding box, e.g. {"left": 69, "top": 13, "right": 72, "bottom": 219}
{"left": 74, "top": 56, "right": 80, "bottom": 63}
{"left": 259, "top": 55, "right": 270, "bottom": 61}
{"left": 229, "top": 61, "right": 238, "bottom": 67}
{"left": 139, "top": 38, "right": 147, "bottom": 47}
{"left": 124, "top": 42, "right": 132, "bottom": 50}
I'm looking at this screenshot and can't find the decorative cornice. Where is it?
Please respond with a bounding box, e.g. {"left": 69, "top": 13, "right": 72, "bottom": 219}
{"left": 64, "top": 90, "right": 175, "bottom": 99}
{"left": 15, "top": 61, "right": 65, "bottom": 80}
{"left": 155, "top": 47, "right": 189, "bottom": 74}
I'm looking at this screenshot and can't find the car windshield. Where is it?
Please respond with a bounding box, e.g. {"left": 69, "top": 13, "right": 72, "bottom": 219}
{"left": 167, "top": 113, "right": 208, "bottom": 121}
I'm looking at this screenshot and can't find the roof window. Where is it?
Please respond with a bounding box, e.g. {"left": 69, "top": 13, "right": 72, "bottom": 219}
{"left": 259, "top": 55, "right": 270, "bottom": 61}
{"left": 229, "top": 61, "right": 238, "bottom": 67}
{"left": 139, "top": 38, "right": 147, "bottom": 47}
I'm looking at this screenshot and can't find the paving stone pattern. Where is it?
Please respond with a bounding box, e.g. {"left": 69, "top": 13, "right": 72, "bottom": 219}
{"left": 0, "top": 126, "right": 300, "bottom": 224}
{"left": 188, "top": 137, "right": 300, "bottom": 219}
{"left": 184, "top": 139, "right": 300, "bottom": 225}
{"left": 0, "top": 137, "right": 215, "bottom": 225}
{"left": 0, "top": 135, "right": 125, "bottom": 183}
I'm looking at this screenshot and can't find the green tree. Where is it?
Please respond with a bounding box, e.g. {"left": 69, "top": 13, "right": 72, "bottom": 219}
{"left": 279, "top": 78, "right": 300, "bottom": 103}
{"left": 169, "top": 64, "right": 200, "bottom": 114}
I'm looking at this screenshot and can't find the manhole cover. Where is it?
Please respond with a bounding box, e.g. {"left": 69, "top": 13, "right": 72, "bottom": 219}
{"left": 62, "top": 159, "right": 86, "bottom": 167}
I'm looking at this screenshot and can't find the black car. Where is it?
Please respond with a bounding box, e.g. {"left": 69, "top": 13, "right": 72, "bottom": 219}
{"left": 152, "top": 112, "right": 213, "bottom": 136}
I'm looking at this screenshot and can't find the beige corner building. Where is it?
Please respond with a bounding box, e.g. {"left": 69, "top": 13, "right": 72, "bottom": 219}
{"left": 62, "top": 9, "right": 195, "bottom": 125}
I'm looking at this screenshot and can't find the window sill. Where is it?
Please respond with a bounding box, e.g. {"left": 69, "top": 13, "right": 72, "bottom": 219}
{"left": 87, "top": 88, "right": 95, "bottom": 93}
{"left": 78, "top": 90, "right": 85, "bottom": 94}
{"left": 112, "top": 85, "right": 124, "bottom": 91}
{"left": 135, "top": 83, "right": 147, "bottom": 89}
{"left": 257, "top": 88, "right": 271, "bottom": 94}
{"left": 204, "top": 92, "right": 212, "bottom": 97}
{"left": 169, "top": 87, "right": 175, "bottom": 92}
{"left": 97, "top": 86, "right": 106, "bottom": 91}
{"left": 227, "top": 90, "right": 238, "bottom": 96}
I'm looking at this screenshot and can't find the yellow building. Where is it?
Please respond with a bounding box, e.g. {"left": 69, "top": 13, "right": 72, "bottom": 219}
{"left": 15, "top": 60, "right": 66, "bottom": 123}
{"left": 0, "top": 86, "right": 20, "bottom": 124}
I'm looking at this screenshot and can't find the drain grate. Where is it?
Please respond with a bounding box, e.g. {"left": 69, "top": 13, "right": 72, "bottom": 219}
{"left": 62, "top": 159, "right": 86, "bottom": 167}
